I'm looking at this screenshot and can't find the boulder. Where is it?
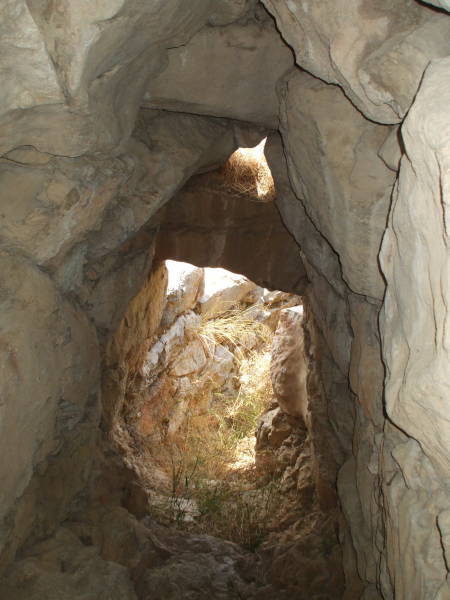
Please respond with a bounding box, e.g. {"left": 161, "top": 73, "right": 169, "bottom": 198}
{"left": 270, "top": 306, "right": 308, "bottom": 420}
{"left": 170, "top": 340, "right": 208, "bottom": 378}
{"left": 161, "top": 261, "right": 204, "bottom": 330}
{"left": 199, "top": 268, "right": 257, "bottom": 318}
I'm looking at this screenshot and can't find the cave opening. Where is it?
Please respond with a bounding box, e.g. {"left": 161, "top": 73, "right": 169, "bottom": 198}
{"left": 117, "top": 258, "right": 306, "bottom": 553}
{"left": 98, "top": 141, "right": 346, "bottom": 596}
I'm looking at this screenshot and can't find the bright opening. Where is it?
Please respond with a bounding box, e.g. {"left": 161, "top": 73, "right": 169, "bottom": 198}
{"left": 220, "top": 138, "right": 275, "bottom": 202}
{"left": 136, "top": 260, "right": 303, "bottom": 550}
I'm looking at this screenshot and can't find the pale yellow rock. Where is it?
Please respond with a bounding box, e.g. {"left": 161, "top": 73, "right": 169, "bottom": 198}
{"left": 270, "top": 306, "right": 308, "bottom": 420}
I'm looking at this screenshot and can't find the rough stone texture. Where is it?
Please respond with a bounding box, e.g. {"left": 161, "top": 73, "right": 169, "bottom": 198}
{"left": 102, "top": 262, "right": 168, "bottom": 432}
{"left": 270, "top": 306, "right": 308, "bottom": 420}
{"left": 422, "top": 0, "right": 450, "bottom": 11}
{"left": 262, "top": 0, "right": 450, "bottom": 124}
{"left": 380, "top": 56, "right": 450, "bottom": 481}
{"left": 377, "top": 57, "right": 450, "bottom": 596}
{"left": 1, "top": 1, "right": 450, "bottom": 598}
{"left": 161, "top": 261, "right": 205, "bottom": 330}
{"left": 155, "top": 168, "right": 308, "bottom": 295}
{"left": 1, "top": 528, "right": 137, "bottom": 600}
{"left": 199, "top": 268, "right": 257, "bottom": 318}
{"left": 0, "top": 0, "right": 215, "bottom": 156}
{"left": 256, "top": 304, "right": 348, "bottom": 599}
{"left": 266, "top": 73, "right": 384, "bottom": 599}
{"left": 143, "top": 18, "right": 294, "bottom": 127}
{"left": 0, "top": 254, "right": 100, "bottom": 570}
{"left": 279, "top": 69, "right": 395, "bottom": 300}
{"left": 50, "top": 110, "right": 236, "bottom": 337}
{"left": 265, "top": 134, "right": 352, "bottom": 376}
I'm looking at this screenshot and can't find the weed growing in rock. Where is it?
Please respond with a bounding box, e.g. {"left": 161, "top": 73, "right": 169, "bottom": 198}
{"left": 196, "top": 306, "right": 272, "bottom": 360}
{"left": 151, "top": 313, "right": 284, "bottom": 550}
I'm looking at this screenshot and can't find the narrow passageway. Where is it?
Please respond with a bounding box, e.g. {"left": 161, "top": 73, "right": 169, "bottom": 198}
{"left": 96, "top": 141, "right": 346, "bottom": 598}
{"left": 1, "top": 2, "right": 449, "bottom": 598}
{"left": 107, "top": 258, "right": 345, "bottom": 598}
{"left": 125, "top": 261, "right": 304, "bottom": 548}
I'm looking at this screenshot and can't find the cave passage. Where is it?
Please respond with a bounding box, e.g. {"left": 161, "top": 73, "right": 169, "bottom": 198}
{"left": 101, "top": 140, "right": 345, "bottom": 597}
{"left": 119, "top": 259, "right": 306, "bottom": 551}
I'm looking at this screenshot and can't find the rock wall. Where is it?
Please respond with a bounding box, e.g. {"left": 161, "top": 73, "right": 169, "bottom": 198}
{"left": 260, "top": 2, "right": 450, "bottom": 597}
{"left": 155, "top": 167, "right": 308, "bottom": 294}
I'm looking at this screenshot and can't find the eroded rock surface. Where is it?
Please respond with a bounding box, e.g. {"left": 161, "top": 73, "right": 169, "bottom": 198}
{"left": 262, "top": 0, "right": 450, "bottom": 124}
{"left": 144, "top": 17, "right": 293, "bottom": 127}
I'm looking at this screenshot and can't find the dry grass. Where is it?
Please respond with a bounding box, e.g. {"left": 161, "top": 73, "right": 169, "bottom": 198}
{"left": 197, "top": 306, "right": 272, "bottom": 361}
{"left": 220, "top": 139, "right": 275, "bottom": 202}
{"left": 150, "top": 312, "right": 282, "bottom": 549}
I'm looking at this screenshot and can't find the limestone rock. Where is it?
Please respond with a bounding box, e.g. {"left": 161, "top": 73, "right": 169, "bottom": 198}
{"left": 266, "top": 134, "right": 353, "bottom": 377}
{"left": 380, "top": 57, "right": 450, "bottom": 480}
{"left": 161, "top": 261, "right": 204, "bottom": 330}
{"left": 102, "top": 263, "right": 168, "bottom": 430}
{"left": 156, "top": 168, "right": 308, "bottom": 295}
{"left": 199, "top": 267, "right": 257, "bottom": 318}
{"left": 262, "top": 0, "right": 450, "bottom": 124}
{"left": 270, "top": 306, "right": 308, "bottom": 420}
{"left": 78, "top": 111, "right": 235, "bottom": 335}
{"left": 170, "top": 340, "right": 208, "bottom": 377}
{"left": 208, "top": 0, "right": 257, "bottom": 26}
{"left": 207, "top": 344, "right": 235, "bottom": 389}
{"left": 0, "top": 0, "right": 214, "bottom": 155}
{"left": 377, "top": 57, "right": 450, "bottom": 598}
{"left": 143, "top": 20, "right": 294, "bottom": 127}
{"left": 349, "top": 296, "right": 384, "bottom": 427}
{"left": 279, "top": 69, "right": 395, "bottom": 299}
{"left": 144, "top": 311, "right": 201, "bottom": 378}
{"left": 0, "top": 150, "right": 131, "bottom": 266}
{"left": 0, "top": 254, "right": 100, "bottom": 566}
{"left": 423, "top": 0, "right": 450, "bottom": 9}
{"left": 1, "top": 528, "right": 137, "bottom": 600}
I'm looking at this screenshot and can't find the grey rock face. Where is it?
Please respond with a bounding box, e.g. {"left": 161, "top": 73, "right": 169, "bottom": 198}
{"left": 279, "top": 68, "right": 395, "bottom": 300}
{"left": 0, "top": 0, "right": 214, "bottom": 156}
{"left": 143, "top": 19, "right": 294, "bottom": 127}
{"left": 0, "top": 254, "right": 100, "bottom": 566}
{"left": 261, "top": 0, "right": 450, "bottom": 124}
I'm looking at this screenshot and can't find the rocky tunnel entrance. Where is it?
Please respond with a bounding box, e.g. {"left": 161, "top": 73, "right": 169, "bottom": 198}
{"left": 120, "top": 261, "right": 307, "bottom": 549}
{"left": 98, "top": 144, "right": 348, "bottom": 598}
{"left": 1, "top": 1, "right": 449, "bottom": 598}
